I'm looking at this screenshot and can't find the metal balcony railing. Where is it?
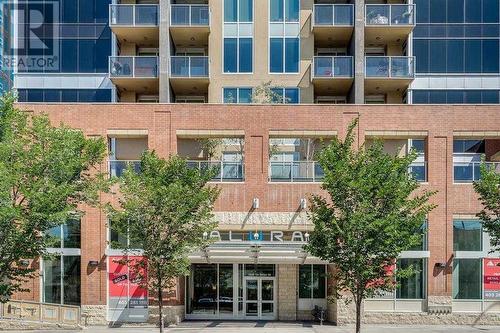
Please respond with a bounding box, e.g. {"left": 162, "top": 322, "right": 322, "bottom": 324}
{"left": 365, "top": 56, "right": 415, "bottom": 78}
{"left": 109, "top": 4, "right": 159, "bottom": 26}
{"left": 313, "top": 56, "right": 353, "bottom": 78}
{"left": 365, "top": 4, "right": 415, "bottom": 26}
{"left": 453, "top": 161, "right": 500, "bottom": 183}
{"left": 313, "top": 4, "right": 354, "bottom": 26}
{"left": 409, "top": 161, "right": 427, "bottom": 183}
{"left": 187, "top": 160, "right": 244, "bottom": 182}
{"left": 171, "top": 5, "right": 210, "bottom": 26}
{"left": 170, "top": 56, "right": 209, "bottom": 78}
{"left": 109, "top": 56, "right": 158, "bottom": 78}
{"left": 269, "top": 161, "right": 324, "bottom": 182}
{"left": 109, "top": 160, "right": 141, "bottom": 178}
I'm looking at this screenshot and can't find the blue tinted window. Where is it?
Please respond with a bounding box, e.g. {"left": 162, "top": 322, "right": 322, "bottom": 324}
{"left": 224, "top": 0, "right": 237, "bottom": 22}
{"left": 429, "top": 40, "right": 446, "bottom": 73}
{"left": 482, "top": 40, "right": 499, "bottom": 73}
{"left": 415, "top": 0, "right": 429, "bottom": 23}
{"left": 95, "top": 0, "right": 109, "bottom": 23}
{"left": 271, "top": 88, "right": 284, "bottom": 103}
{"left": 270, "top": 38, "right": 284, "bottom": 72}
{"left": 414, "top": 40, "right": 429, "bottom": 73}
{"left": 482, "top": 90, "right": 499, "bottom": 103}
{"left": 79, "top": 40, "right": 95, "bottom": 72}
{"left": 285, "top": 88, "right": 299, "bottom": 103}
{"left": 62, "top": 0, "right": 78, "bottom": 23}
{"left": 79, "top": 90, "right": 96, "bottom": 102}
{"left": 465, "top": 0, "right": 481, "bottom": 23}
{"left": 285, "top": 0, "right": 299, "bottom": 22}
{"left": 240, "top": 0, "right": 253, "bottom": 22}
{"left": 239, "top": 38, "right": 253, "bottom": 72}
{"left": 239, "top": 88, "right": 253, "bottom": 103}
{"left": 61, "top": 40, "right": 78, "bottom": 72}
{"left": 465, "top": 40, "right": 482, "bottom": 73}
{"left": 17, "top": 90, "right": 28, "bottom": 102}
{"left": 79, "top": 0, "right": 94, "bottom": 23}
{"left": 285, "top": 38, "right": 299, "bottom": 73}
{"left": 412, "top": 90, "right": 428, "bottom": 104}
{"left": 95, "top": 89, "right": 112, "bottom": 102}
{"left": 19, "top": 89, "right": 111, "bottom": 103}
{"left": 223, "top": 88, "right": 238, "bottom": 103}
{"left": 44, "top": 90, "right": 60, "bottom": 102}
{"left": 62, "top": 90, "right": 78, "bottom": 102}
{"left": 28, "top": 90, "right": 43, "bottom": 102}
{"left": 412, "top": 90, "right": 500, "bottom": 104}
{"left": 447, "top": 40, "right": 464, "bottom": 73}
{"left": 483, "top": 0, "right": 499, "bottom": 23}
{"left": 465, "top": 90, "right": 482, "bottom": 103}
{"left": 224, "top": 38, "right": 238, "bottom": 73}
{"left": 95, "top": 39, "right": 111, "bottom": 73}
{"left": 447, "top": 91, "right": 464, "bottom": 103}
{"left": 429, "top": 91, "right": 446, "bottom": 103}
{"left": 447, "top": 0, "right": 464, "bottom": 23}
{"left": 430, "top": 0, "right": 446, "bottom": 22}
{"left": 270, "top": 0, "right": 284, "bottom": 22}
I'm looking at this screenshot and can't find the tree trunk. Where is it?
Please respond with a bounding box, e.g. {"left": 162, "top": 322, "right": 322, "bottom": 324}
{"left": 355, "top": 297, "right": 362, "bottom": 333}
{"left": 158, "top": 276, "right": 163, "bottom": 333}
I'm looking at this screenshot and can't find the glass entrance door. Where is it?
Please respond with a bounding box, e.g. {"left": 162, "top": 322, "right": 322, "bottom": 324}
{"left": 244, "top": 278, "right": 276, "bottom": 319}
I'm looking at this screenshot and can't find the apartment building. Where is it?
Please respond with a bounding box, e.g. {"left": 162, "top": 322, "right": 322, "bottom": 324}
{"left": 4, "top": 0, "right": 500, "bottom": 328}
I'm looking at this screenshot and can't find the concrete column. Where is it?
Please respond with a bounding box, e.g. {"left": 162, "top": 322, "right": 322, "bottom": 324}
{"left": 354, "top": 0, "right": 365, "bottom": 104}
{"left": 278, "top": 264, "right": 297, "bottom": 321}
{"left": 159, "top": 0, "right": 170, "bottom": 103}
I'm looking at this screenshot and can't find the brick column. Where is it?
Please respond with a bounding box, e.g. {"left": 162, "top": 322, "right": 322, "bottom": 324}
{"left": 278, "top": 264, "right": 297, "bottom": 320}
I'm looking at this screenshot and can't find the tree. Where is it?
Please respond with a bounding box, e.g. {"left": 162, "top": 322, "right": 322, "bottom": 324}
{"left": 305, "top": 119, "right": 435, "bottom": 333}
{"left": 474, "top": 161, "right": 500, "bottom": 252}
{"left": 0, "top": 93, "right": 108, "bottom": 301}
{"left": 107, "top": 151, "right": 219, "bottom": 332}
{"left": 251, "top": 81, "right": 289, "bottom": 104}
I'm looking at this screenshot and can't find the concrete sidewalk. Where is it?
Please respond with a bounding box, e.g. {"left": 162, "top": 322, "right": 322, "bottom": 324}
{"left": 4, "top": 322, "right": 500, "bottom": 333}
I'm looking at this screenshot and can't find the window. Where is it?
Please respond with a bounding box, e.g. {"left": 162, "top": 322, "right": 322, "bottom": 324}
{"left": 453, "top": 259, "right": 482, "bottom": 299}
{"left": 396, "top": 259, "right": 425, "bottom": 299}
{"left": 223, "top": 87, "right": 253, "bottom": 103}
{"left": 270, "top": 87, "right": 300, "bottom": 103}
{"left": 453, "top": 140, "right": 485, "bottom": 154}
{"left": 299, "top": 265, "right": 326, "bottom": 299}
{"left": 18, "top": 89, "right": 112, "bottom": 103}
{"left": 412, "top": 90, "right": 500, "bottom": 104}
{"left": 269, "top": 0, "right": 300, "bottom": 73}
{"left": 453, "top": 220, "right": 483, "bottom": 251}
{"left": 43, "top": 218, "right": 81, "bottom": 305}
{"left": 223, "top": 0, "right": 253, "bottom": 73}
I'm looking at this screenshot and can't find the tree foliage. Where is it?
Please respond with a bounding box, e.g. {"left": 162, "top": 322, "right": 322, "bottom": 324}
{"left": 305, "top": 119, "right": 435, "bottom": 333}
{"left": 474, "top": 162, "right": 500, "bottom": 252}
{"left": 107, "top": 151, "right": 219, "bottom": 331}
{"left": 0, "top": 93, "right": 108, "bottom": 301}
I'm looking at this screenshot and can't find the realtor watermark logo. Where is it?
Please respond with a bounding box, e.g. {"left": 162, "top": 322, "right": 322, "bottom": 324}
{"left": 1, "top": 0, "right": 59, "bottom": 71}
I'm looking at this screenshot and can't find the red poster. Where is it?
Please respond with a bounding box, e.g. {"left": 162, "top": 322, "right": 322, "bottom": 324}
{"left": 484, "top": 258, "right": 500, "bottom": 299}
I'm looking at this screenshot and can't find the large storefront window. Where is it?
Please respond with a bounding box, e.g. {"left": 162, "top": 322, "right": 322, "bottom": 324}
{"left": 396, "top": 259, "right": 425, "bottom": 299}
{"left": 187, "top": 264, "right": 218, "bottom": 315}
{"left": 43, "top": 219, "right": 81, "bottom": 305}
{"left": 453, "top": 219, "right": 482, "bottom": 251}
{"left": 453, "top": 259, "right": 482, "bottom": 300}
{"left": 299, "top": 265, "right": 326, "bottom": 299}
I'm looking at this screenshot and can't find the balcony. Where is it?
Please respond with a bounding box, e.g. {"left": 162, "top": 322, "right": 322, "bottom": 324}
{"left": 109, "top": 160, "right": 141, "bottom": 178}
{"left": 170, "top": 5, "right": 210, "bottom": 48}
{"left": 269, "top": 161, "right": 324, "bottom": 182}
{"left": 409, "top": 162, "right": 427, "bottom": 183}
{"left": 187, "top": 160, "right": 244, "bottom": 182}
{"left": 365, "top": 4, "right": 415, "bottom": 43}
{"left": 364, "top": 56, "right": 415, "bottom": 94}
{"left": 312, "top": 56, "right": 354, "bottom": 95}
{"left": 312, "top": 4, "right": 354, "bottom": 45}
{"left": 109, "top": 56, "right": 159, "bottom": 94}
{"left": 454, "top": 162, "right": 500, "bottom": 183}
{"left": 169, "top": 56, "right": 209, "bottom": 97}
{"left": 109, "top": 4, "right": 159, "bottom": 45}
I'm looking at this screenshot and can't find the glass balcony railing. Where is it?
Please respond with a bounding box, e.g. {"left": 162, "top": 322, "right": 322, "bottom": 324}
{"left": 109, "top": 160, "right": 141, "bottom": 178}
{"left": 187, "top": 160, "right": 244, "bottom": 182}
{"left": 365, "top": 56, "right": 415, "bottom": 78}
{"left": 409, "top": 162, "right": 427, "bottom": 183}
{"left": 170, "top": 56, "right": 209, "bottom": 78}
{"left": 269, "top": 161, "right": 324, "bottom": 182}
{"left": 313, "top": 56, "right": 353, "bottom": 78}
{"left": 109, "top": 56, "right": 158, "bottom": 78}
{"left": 454, "top": 161, "right": 500, "bottom": 183}
{"left": 365, "top": 4, "right": 415, "bottom": 26}
{"left": 109, "top": 4, "right": 158, "bottom": 26}
{"left": 313, "top": 4, "right": 354, "bottom": 26}
{"left": 171, "top": 5, "right": 210, "bottom": 26}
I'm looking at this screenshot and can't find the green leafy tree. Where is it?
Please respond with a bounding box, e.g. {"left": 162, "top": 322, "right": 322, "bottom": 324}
{"left": 251, "top": 81, "right": 290, "bottom": 104}
{"left": 474, "top": 162, "right": 500, "bottom": 251}
{"left": 107, "top": 152, "right": 219, "bottom": 332}
{"left": 305, "top": 119, "right": 435, "bottom": 333}
{"left": 0, "top": 93, "right": 108, "bottom": 301}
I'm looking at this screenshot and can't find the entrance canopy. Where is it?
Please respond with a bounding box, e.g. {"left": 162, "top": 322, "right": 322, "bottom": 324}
{"left": 188, "top": 241, "right": 326, "bottom": 264}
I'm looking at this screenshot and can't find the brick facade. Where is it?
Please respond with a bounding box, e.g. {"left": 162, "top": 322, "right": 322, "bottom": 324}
{"left": 12, "top": 103, "right": 500, "bottom": 323}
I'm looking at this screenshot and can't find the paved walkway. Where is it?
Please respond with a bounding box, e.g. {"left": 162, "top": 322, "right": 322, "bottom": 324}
{"left": 5, "top": 321, "right": 500, "bottom": 333}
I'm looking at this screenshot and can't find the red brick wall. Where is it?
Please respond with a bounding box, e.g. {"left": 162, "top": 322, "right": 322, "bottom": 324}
{"left": 13, "top": 103, "right": 500, "bottom": 305}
